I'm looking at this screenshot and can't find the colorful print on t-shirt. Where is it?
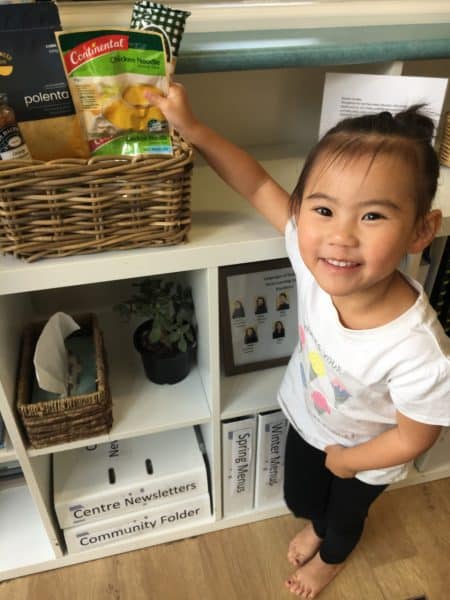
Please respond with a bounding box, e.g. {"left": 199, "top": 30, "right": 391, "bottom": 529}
{"left": 299, "top": 323, "right": 351, "bottom": 418}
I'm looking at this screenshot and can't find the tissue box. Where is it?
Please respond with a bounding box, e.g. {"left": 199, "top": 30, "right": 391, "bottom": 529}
{"left": 16, "top": 313, "right": 112, "bottom": 449}
{"left": 64, "top": 493, "right": 211, "bottom": 553}
{"left": 54, "top": 427, "right": 210, "bottom": 528}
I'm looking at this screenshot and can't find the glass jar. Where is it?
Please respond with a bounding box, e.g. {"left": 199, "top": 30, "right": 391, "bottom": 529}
{"left": 0, "top": 93, "right": 32, "bottom": 160}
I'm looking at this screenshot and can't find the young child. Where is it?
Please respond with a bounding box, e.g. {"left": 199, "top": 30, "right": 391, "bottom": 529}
{"left": 147, "top": 83, "right": 450, "bottom": 598}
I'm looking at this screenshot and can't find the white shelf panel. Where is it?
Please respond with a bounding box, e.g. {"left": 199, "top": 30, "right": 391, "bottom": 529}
{"left": 0, "top": 513, "right": 216, "bottom": 582}
{"left": 0, "top": 501, "right": 289, "bottom": 582}
{"left": 28, "top": 312, "right": 211, "bottom": 457}
{"left": 221, "top": 502, "right": 289, "bottom": 527}
{"left": 0, "top": 147, "right": 297, "bottom": 296}
{"left": 221, "top": 365, "right": 286, "bottom": 420}
{"left": 104, "top": 318, "right": 212, "bottom": 437}
{"left": 0, "top": 483, "right": 55, "bottom": 575}
{"left": 1, "top": 148, "right": 448, "bottom": 296}
{"left": 2, "top": 461, "right": 449, "bottom": 582}
{"left": 0, "top": 163, "right": 284, "bottom": 296}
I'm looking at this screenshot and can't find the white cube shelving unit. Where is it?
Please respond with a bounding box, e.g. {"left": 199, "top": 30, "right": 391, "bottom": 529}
{"left": 0, "top": 1, "right": 449, "bottom": 581}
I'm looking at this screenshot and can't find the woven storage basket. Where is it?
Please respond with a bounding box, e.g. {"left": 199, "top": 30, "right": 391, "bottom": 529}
{"left": 439, "top": 111, "right": 450, "bottom": 168}
{"left": 17, "top": 313, "right": 112, "bottom": 449}
{"left": 0, "top": 136, "right": 193, "bottom": 262}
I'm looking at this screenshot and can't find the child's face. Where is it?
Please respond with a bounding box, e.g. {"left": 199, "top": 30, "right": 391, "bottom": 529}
{"left": 297, "top": 152, "right": 421, "bottom": 300}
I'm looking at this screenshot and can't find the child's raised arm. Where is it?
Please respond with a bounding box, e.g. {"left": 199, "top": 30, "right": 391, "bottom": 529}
{"left": 146, "top": 83, "right": 290, "bottom": 233}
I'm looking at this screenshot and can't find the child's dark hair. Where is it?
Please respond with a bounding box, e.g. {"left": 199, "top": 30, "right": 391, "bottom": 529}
{"left": 290, "top": 105, "right": 440, "bottom": 221}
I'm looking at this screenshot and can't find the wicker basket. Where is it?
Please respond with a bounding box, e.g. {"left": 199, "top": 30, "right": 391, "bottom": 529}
{"left": 0, "top": 137, "right": 193, "bottom": 262}
{"left": 439, "top": 111, "right": 450, "bottom": 168}
{"left": 17, "top": 313, "right": 112, "bottom": 449}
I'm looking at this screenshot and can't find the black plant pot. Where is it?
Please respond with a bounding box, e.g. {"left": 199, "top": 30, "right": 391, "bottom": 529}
{"left": 133, "top": 320, "right": 196, "bottom": 385}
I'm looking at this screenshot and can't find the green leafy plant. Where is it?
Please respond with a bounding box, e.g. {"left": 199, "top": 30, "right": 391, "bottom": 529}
{"left": 115, "top": 278, "right": 196, "bottom": 354}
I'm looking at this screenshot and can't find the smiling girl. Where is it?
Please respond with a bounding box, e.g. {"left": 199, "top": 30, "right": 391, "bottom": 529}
{"left": 146, "top": 84, "right": 450, "bottom": 599}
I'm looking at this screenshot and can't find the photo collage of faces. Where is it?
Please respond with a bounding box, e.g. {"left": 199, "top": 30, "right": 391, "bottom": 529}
{"left": 231, "top": 291, "right": 291, "bottom": 346}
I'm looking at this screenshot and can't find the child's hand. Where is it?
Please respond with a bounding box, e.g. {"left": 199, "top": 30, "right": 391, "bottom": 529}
{"left": 145, "top": 82, "right": 199, "bottom": 140}
{"left": 324, "top": 444, "right": 356, "bottom": 478}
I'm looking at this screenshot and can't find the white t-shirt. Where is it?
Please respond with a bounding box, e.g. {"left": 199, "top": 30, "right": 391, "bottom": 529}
{"left": 278, "top": 219, "right": 450, "bottom": 485}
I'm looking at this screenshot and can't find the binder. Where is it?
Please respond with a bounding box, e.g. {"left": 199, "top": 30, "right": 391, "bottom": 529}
{"left": 54, "top": 427, "right": 209, "bottom": 529}
{"left": 0, "top": 414, "right": 4, "bottom": 448}
{"left": 254, "top": 410, "right": 288, "bottom": 509}
{"left": 221, "top": 416, "right": 256, "bottom": 517}
{"left": 64, "top": 493, "right": 212, "bottom": 553}
{"left": 430, "top": 236, "right": 450, "bottom": 335}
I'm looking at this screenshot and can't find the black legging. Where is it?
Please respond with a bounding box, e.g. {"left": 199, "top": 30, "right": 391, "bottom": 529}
{"left": 284, "top": 425, "right": 388, "bottom": 564}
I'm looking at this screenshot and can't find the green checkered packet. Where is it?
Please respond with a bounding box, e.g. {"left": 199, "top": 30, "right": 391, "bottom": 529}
{"left": 131, "top": 1, "right": 191, "bottom": 64}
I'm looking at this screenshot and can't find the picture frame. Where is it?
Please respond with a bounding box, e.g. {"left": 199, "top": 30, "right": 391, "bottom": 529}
{"left": 219, "top": 258, "right": 298, "bottom": 375}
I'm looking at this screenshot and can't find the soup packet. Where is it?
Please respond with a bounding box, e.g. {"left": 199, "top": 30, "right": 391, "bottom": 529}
{"left": 56, "top": 28, "right": 172, "bottom": 156}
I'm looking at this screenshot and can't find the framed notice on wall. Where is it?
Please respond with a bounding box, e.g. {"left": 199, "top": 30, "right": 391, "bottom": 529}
{"left": 219, "top": 258, "right": 298, "bottom": 375}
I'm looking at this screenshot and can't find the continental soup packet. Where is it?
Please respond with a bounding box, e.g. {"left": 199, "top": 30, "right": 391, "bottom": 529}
{"left": 56, "top": 28, "right": 172, "bottom": 156}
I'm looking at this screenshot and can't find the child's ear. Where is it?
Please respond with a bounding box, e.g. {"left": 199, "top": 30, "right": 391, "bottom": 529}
{"left": 408, "top": 209, "right": 442, "bottom": 254}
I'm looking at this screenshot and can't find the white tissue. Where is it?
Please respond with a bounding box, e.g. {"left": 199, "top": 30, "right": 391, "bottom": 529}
{"left": 33, "top": 312, "right": 80, "bottom": 396}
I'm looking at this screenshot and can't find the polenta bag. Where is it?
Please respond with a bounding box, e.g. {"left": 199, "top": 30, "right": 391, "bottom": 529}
{"left": 0, "top": 2, "right": 88, "bottom": 160}
{"left": 56, "top": 28, "right": 173, "bottom": 156}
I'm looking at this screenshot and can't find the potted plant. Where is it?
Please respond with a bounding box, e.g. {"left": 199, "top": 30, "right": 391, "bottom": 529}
{"left": 115, "top": 277, "right": 197, "bottom": 384}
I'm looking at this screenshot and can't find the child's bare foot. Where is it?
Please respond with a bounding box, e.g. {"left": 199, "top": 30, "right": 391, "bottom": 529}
{"left": 287, "top": 523, "right": 323, "bottom": 566}
{"left": 285, "top": 553, "right": 345, "bottom": 598}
